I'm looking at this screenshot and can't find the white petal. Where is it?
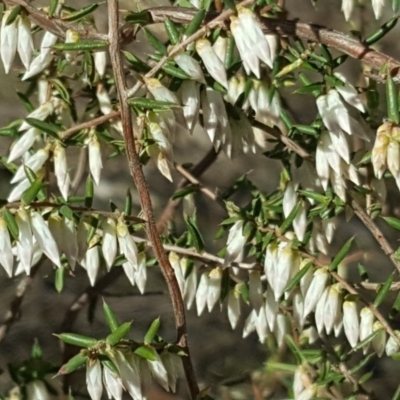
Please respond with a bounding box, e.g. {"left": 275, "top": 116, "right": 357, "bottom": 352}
{"left": 88, "top": 134, "right": 103, "bottom": 185}
{"left": 15, "top": 208, "right": 33, "bottom": 274}
{"left": 17, "top": 15, "right": 34, "bottom": 70}
{"left": 224, "top": 220, "right": 246, "bottom": 265}
{"left": 174, "top": 53, "right": 205, "bottom": 83}
{"left": 54, "top": 142, "right": 71, "bottom": 200}
{"left": 227, "top": 288, "right": 241, "bottom": 329}
{"left": 303, "top": 268, "right": 329, "bottom": 318}
{"left": 207, "top": 267, "right": 222, "bottom": 312}
{"left": 1, "top": 11, "right": 18, "bottom": 74}
{"left": 103, "top": 365, "right": 123, "bottom": 400}
{"left": 86, "top": 360, "right": 103, "bottom": 400}
{"left": 343, "top": 300, "right": 359, "bottom": 348}
{"left": 196, "top": 272, "right": 209, "bottom": 316}
{"left": 8, "top": 128, "right": 40, "bottom": 163}
{"left": 102, "top": 218, "right": 117, "bottom": 270}
{"left": 0, "top": 217, "right": 14, "bottom": 277}
{"left": 341, "top": 0, "right": 355, "bottom": 20}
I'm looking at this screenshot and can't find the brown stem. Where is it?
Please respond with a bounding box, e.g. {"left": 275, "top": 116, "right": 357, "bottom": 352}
{"left": 107, "top": 0, "right": 199, "bottom": 397}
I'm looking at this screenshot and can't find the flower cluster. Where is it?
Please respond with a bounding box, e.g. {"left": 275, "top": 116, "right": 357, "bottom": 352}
{"left": 342, "top": 0, "right": 385, "bottom": 20}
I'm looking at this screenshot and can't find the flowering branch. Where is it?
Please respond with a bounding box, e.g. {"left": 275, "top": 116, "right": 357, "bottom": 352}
{"left": 107, "top": 0, "right": 199, "bottom": 398}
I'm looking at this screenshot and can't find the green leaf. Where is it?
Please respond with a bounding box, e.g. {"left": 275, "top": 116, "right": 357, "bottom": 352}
{"left": 55, "top": 266, "right": 65, "bottom": 293}
{"left": 386, "top": 73, "right": 399, "bottom": 124}
{"left": 299, "top": 190, "right": 328, "bottom": 203}
{"left": 31, "top": 340, "right": 42, "bottom": 359}
{"left": 3, "top": 207, "right": 19, "bottom": 240}
{"left": 279, "top": 202, "right": 301, "bottom": 234}
{"left": 6, "top": 5, "right": 20, "bottom": 25}
{"left": 374, "top": 273, "right": 394, "bottom": 307}
{"left": 103, "top": 300, "right": 119, "bottom": 332}
{"left": 124, "top": 189, "right": 132, "bottom": 215}
{"left": 394, "top": 0, "right": 400, "bottom": 12}
{"left": 21, "top": 176, "right": 44, "bottom": 206}
{"left": 60, "top": 205, "right": 74, "bottom": 220}
{"left": 123, "top": 51, "right": 150, "bottom": 73}
{"left": 17, "top": 91, "right": 34, "bottom": 112}
{"left": 382, "top": 216, "right": 400, "bottom": 231}
{"left": 144, "top": 317, "right": 161, "bottom": 344}
{"left": 128, "top": 97, "right": 177, "bottom": 111}
{"left": 164, "top": 18, "right": 180, "bottom": 45}
{"left": 55, "top": 333, "right": 97, "bottom": 348}
{"left": 51, "top": 79, "right": 71, "bottom": 104}
{"left": 125, "top": 10, "right": 151, "bottom": 25}
{"left": 106, "top": 322, "right": 131, "bottom": 346}
{"left": 223, "top": 0, "right": 236, "bottom": 10}
{"left": 171, "top": 185, "right": 197, "bottom": 200}
{"left": 53, "top": 41, "right": 108, "bottom": 51}
{"left": 134, "top": 345, "right": 156, "bottom": 361}
{"left": 49, "top": 0, "right": 59, "bottom": 18}
{"left": 392, "top": 382, "right": 400, "bottom": 400}
{"left": 162, "top": 64, "right": 190, "bottom": 79}
{"left": 24, "top": 118, "right": 61, "bottom": 137}
{"left": 143, "top": 29, "right": 167, "bottom": 55}
{"left": 284, "top": 261, "right": 312, "bottom": 292}
{"left": 85, "top": 175, "right": 94, "bottom": 208}
{"left": 329, "top": 237, "right": 354, "bottom": 271}
{"left": 61, "top": 4, "right": 99, "bottom": 22}
{"left": 185, "top": 9, "right": 205, "bottom": 36}
{"left": 185, "top": 216, "right": 204, "bottom": 252}
{"left": 357, "top": 263, "right": 369, "bottom": 281}
{"left": 364, "top": 17, "right": 399, "bottom": 46}
{"left": 58, "top": 353, "right": 87, "bottom": 375}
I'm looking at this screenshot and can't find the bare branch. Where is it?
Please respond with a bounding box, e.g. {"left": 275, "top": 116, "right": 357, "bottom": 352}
{"left": 107, "top": 0, "right": 199, "bottom": 397}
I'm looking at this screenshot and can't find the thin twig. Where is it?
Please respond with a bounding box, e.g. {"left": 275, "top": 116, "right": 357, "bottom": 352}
{"left": 107, "top": 0, "right": 199, "bottom": 397}
{"left": 0, "top": 266, "right": 39, "bottom": 343}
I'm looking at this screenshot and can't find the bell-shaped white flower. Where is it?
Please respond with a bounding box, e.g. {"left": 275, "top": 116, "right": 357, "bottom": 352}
{"left": 372, "top": 321, "right": 386, "bottom": 357}
{"left": 334, "top": 72, "right": 365, "bottom": 112}
{"left": 15, "top": 208, "right": 33, "bottom": 274}
{"left": 1, "top": 10, "right": 18, "bottom": 74}
{"left": 26, "top": 380, "right": 50, "bottom": 400}
{"left": 19, "top": 101, "right": 54, "bottom": 132}
{"left": 86, "top": 360, "right": 103, "bottom": 400}
{"left": 161, "top": 352, "right": 181, "bottom": 393}
{"left": 324, "top": 283, "right": 342, "bottom": 335}
{"left": 11, "top": 148, "right": 49, "bottom": 184}
{"left": 103, "top": 364, "right": 123, "bottom": 400}
{"left": 81, "top": 237, "right": 100, "bottom": 286}
{"left": 94, "top": 51, "right": 107, "bottom": 78}
{"left": 17, "top": 15, "right": 34, "bottom": 70}
{"left": 62, "top": 216, "right": 78, "bottom": 270}
{"left": 132, "top": 253, "right": 147, "bottom": 293}
{"left": 273, "top": 243, "right": 299, "bottom": 301}
{"left": 102, "top": 218, "right": 117, "bottom": 271}
{"left": 22, "top": 53, "right": 53, "bottom": 81}
{"left": 297, "top": 385, "right": 317, "bottom": 400}
{"left": 243, "top": 309, "right": 257, "bottom": 338}
{"left": 174, "top": 52, "right": 205, "bottom": 83}
{"left": 385, "top": 331, "right": 400, "bottom": 356}
{"left": 0, "top": 217, "right": 14, "bottom": 277}
{"left": 196, "top": 272, "right": 209, "bottom": 316}
{"left": 293, "top": 366, "right": 306, "bottom": 399}
{"left": 255, "top": 307, "right": 269, "bottom": 343}
{"left": 303, "top": 267, "right": 329, "bottom": 318}
{"left": 343, "top": 300, "right": 359, "bottom": 348}
{"left": 145, "top": 77, "right": 180, "bottom": 103}
{"left": 54, "top": 141, "right": 71, "bottom": 200}
{"left": 147, "top": 351, "right": 169, "bottom": 392}
{"left": 212, "top": 36, "right": 228, "bottom": 63}
{"left": 116, "top": 219, "right": 138, "bottom": 269}
{"left": 31, "top": 211, "right": 61, "bottom": 267}
{"left": 299, "top": 259, "right": 313, "bottom": 297}
{"left": 315, "top": 288, "right": 328, "bottom": 334}
{"left": 87, "top": 132, "right": 103, "bottom": 185}
{"left": 292, "top": 289, "right": 305, "bottom": 330}
{"left": 195, "top": 39, "right": 228, "bottom": 89}
{"left": 227, "top": 287, "right": 241, "bottom": 329}
{"left": 96, "top": 85, "right": 113, "bottom": 115}
{"left": 8, "top": 128, "right": 40, "bottom": 163}
{"left": 342, "top": 0, "right": 355, "bottom": 20}
{"left": 183, "top": 258, "right": 197, "bottom": 310}
{"left": 40, "top": 31, "right": 58, "bottom": 60}
{"left": 360, "top": 307, "right": 374, "bottom": 354}
{"left": 265, "top": 288, "right": 279, "bottom": 331}
{"left": 180, "top": 80, "right": 200, "bottom": 131}
{"left": 264, "top": 242, "right": 278, "bottom": 287}
{"left": 224, "top": 220, "right": 246, "bottom": 265}
{"left": 283, "top": 182, "right": 307, "bottom": 241}
{"left": 372, "top": 0, "right": 384, "bottom": 18}
{"left": 207, "top": 267, "right": 222, "bottom": 312}
{"left": 274, "top": 313, "right": 289, "bottom": 347}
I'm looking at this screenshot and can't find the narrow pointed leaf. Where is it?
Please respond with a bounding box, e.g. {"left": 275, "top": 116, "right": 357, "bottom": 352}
{"left": 386, "top": 73, "right": 399, "bottom": 124}
{"left": 134, "top": 345, "right": 156, "bottom": 361}
{"left": 284, "top": 261, "right": 312, "bottom": 292}
{"left": 103, "top": 300, "right": 119, "bottom": 332}
{"left": 106, "top": 322, "right": 131, "bottom": 346}
{"left": 374, "top": 273, "right": 394, "bottom": 307}
{"left": 56, "top": 333, "right": 97, "bottom": 348}
{"left": 329, "top": 237, "right": 354, "bottom": 271}
{"left": 58, "top": 353, "right": 87, "bottom": 375}
{"left": 3, "top": 207, "right": 19, "bottom": 240}
{"left": 144, "top": 317, "right": 161, "bottom": 344}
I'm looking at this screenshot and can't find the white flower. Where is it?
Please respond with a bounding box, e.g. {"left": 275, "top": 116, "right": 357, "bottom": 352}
{"left": 11, "top": 148, "right": 49, "bottom": 184}
{"left": 96, "top": 85, "right": 113, "bottom": 115}
{"left": 26, "top": 380, "right": 50, "bottom": 400}
{"left": 334, "top": 72, "right": 365, "bottom": 113}
{"left": 207, "top": 267, "right": 222, "bottom": 312}
{"left": 255, "top": 307, "right": 269, "bottom": 343}
{"left": 54, "top": 142, "right": 70, "bottom": 200}
{"left": 180, "top": 80, "right": 200, "bottom": 131}
{"left": 360, "top": 307, "right": 374, "bottom": 354}
{"left": 372, "top": 0, "right": 385, "bottom": 18}
{"left": 243, "top": 309, "right": 257, "bottom": 338}
{"left": 196, "top": 272, "right": 209, "bottom": 316}
{"left": 303, "top": 267, "right": 329, "bottom": 318}
{"left": 87, "top": 132, "right": 103, "bottom": 185}
{"left": 19, "top": 101, "right": 54, "bottom": 132}
{"left": 342, "top": 0, "right": 355, "bottom": 20}
{"left": 145, "top": 77, "right": 180, "bottom": 103}
{"left": 40, "top": 31, "right": 58, "bottom": 59}
{"left": 212, "top": 36, "right": 228, "bottom": 63}
{"left": 22, "top": 53, "right": 53, "bottom": 81}
{"left": 174, "top": 52, "right": 205, "bottom": 83}
{"left": 8, "top": 128, "right": 40, "bottom": 163}
{"left": 132, "top": 253, "right": 147, "bottom": 293}
{"left": 315, "top": 288, "right": 328, "bottom": 334}
{"left": 385, "top": 331, "right": 400, "bottom": 356}
{"left": 372, "top": 321, "right": 386, "bottom": 357}
{"left": 102, "top": 218, "right": 117, "bottom": 271}
{"left": 86, "top": 360, "right": 103, "bottom": 400}
{"left": 264, "top": 242, "right": 278, "bottom": 287}
{"left": 324, "top": 284, "right": 342, "bottom": 335}
{"left": 1, "top": 10, "right": 18, "bottom": 74}
{"left": 15, "top": 208, "right": 33, "bottom": 274}
{"left": 94, "top": 51, "right": 107, "bottom": 78}
{"left": 343, "top": 300, "right": 359, "bottom": 348}
{"left": 161, "top": 352, "right": 181, "bottom": 392}
{"left": 116, "top": 219, "right": 138, "bottom": 269}
{"left": 81, "top": 238, "right": 100, "bottom": 286}
{"left": 17, "top": 15, "right": 34, "bottom": 70}
{"left": 147, "top": 351, "right": 169, "bottom": 392}
{"left": 227, "top": 287, "right": 241, "bottom": 329}
{"left": 372, "top": 122, "right": 391, "bottom": 179}
{"left": 283, "top": 182, "right": 307, "bottom": 241}
{"left": 31, "top": 211, "right": 61, "bottom": 267}
{"left": 224, "top": 220, "right": 246, "bottom": 265}
{"left": 274, "top": 313, "right": 289, "bottom": 347}
{"left": 292, "top": 289, "right": 305, "bottom": 330}
{"left": 265, "top": 288, "right": 279, "bottom": 331}
{"left": 103, "top": 364, "right": 123, "bottom": 400}
{"left": 62, "top": 216, "right": 78, "bottom": 270}
{"left": 195, "top": 39, "right": 228, "bottom": 89}
{"left": 0, "top": 217, "right": 14, "bottom": 277}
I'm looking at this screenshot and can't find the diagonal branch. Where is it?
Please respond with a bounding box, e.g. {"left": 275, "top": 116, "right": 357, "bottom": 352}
{"left": 107, "top": 0, "right": 199, "bottom": 397}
